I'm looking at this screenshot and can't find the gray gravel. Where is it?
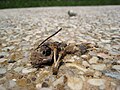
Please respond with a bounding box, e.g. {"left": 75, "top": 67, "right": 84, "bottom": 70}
{"left": 0, "top": 6, "right": 120, "bottom": 52}
{"left": 0, "top": 6, "right": 120, "bottom": 90}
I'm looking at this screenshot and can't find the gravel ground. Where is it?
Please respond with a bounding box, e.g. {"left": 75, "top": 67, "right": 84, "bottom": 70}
{"left": 0, "top": 6, "right": 120, "bottom": 90}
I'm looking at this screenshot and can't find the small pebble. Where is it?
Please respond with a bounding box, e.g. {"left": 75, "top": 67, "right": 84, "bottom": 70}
{"left": 87, "top": 79, "right": 106, "bottom": 86}
{"left": 94, "top": 71, "right": 102, "bottom": 78}
{"left": 91, "top": 64, "right": 106, "bottom": 70}
{"left": 0, "top": 52, "right": 9, "bottom": 57}
{"left": 82, "top": 61, "right": 90, "bottom": 67}
{"left": 14, "top": 67, "right": 24, "bottom": 73}
{"left": 112, "top": 65, "right": 120, "bottom": 71}
{"left": 22, "top": 68, "right": 36, "bottom": 74}
{"left": 81, "top": 55, "right": 90, "bottom": 60}
{"left": 89, "top": 56, "right": 99, "bottom": 64}
{"left": 0, "top": 59, "right": 7, "bottom": 63}
{"left": 68, "top": 10, "right": 77, "bottom": 17}
{"left": 9, "top": 80, "right": 16, "bottom": 88}
{"left": 36, "top": 83, "right": 42, "bottom": 90}
{"left": 102, "top": 70, "right": 120, "bottom": 80}
{"left": 67, "top": 76, "right": 83, "bottom": 90}
{"left": 97, "top": 53, "right": 110, "bottom": 59}
{"left": 40, "top": 88, "right": 52, "bottom": 90}
{"left": 0, "top": 68, "right": 6, "bottom": 75}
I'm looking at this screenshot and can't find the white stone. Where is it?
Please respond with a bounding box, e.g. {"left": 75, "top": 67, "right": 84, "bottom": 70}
{"left": 97, "top": 53, "right": 110, "bottom": 59}
{"left": 82, "top": 61, "right": 90, "bottom": 67}
{"left": 89, "top": 56, "right": 99, "bottom": 64}
{"left": 94, "top": 71, "right": 102, "bottom": 78}
{"left": 9, "top": 80, "right": 16, "bottom": 88}
{"left": 103, "top": 71, "right": 120, "bottom": 80}
{"left": 0, "top": 68, "right": 6, "bottom": 75}
{"left": 101, "top": 39, "right": 111, "bottom": 43}
{"left": 81, "top": 55, "right": 89, "bottom": 60}
{"left": 22, "top": 68, "right": 36, "bottom": 74}
{"left": 40, "top": 88, "right": 52, "bottom": 90}
{"left": 87, "top": 79, "right": 105, "bottom": 86}
{"left": 112, "top": 45, "right": 120, "bottom": 49}
{"left": 112, "top": 65, "right": 120, "bottom": 70}
{"left": 68, "top": 10, "right": 77, "bottom": 17}
{"left": 36, "top": 83, "right": 42, "bottom": 90}
{"left": 72, "top": 55, "right": 80, "bottom": 60}
{"left": 2, "top": 46, "right": 15, "bottom": 51}
{"left": 67, "top": 76, "right": 83, "bottom": 90}
{"left": 14, "top": 67, "right": 24, "bottom": 73}
{"left": 12, "top": 79, "right": 17, "bottom": 81}
{"left": 0, "top": 52, "right": 9, "bottom": 57}
{"left": 117, "top": 60, "right": 120, "bottom": 64}
{"left": 88, "top": 51, "right": 97, "bottom": 56}
{"left": 91, "top": 64, "right": 106, "bottom": 70}
{"left": 0, "top": 59, "right": 7, "bottom": 63}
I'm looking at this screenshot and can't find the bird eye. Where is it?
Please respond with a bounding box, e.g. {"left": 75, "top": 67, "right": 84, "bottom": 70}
{"left": 42, "top": 51, "right": 46, "bottom": 55}
{"left": 42, "top": 48, "right": 51, "bottom": 56}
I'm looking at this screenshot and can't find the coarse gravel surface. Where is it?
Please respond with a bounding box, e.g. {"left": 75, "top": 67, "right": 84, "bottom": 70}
{"left": 0, "top": 6, "right": 120, "bottom": 90}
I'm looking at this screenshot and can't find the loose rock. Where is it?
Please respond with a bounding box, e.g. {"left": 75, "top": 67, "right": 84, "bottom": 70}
{"left": 102, "top": 70, "right": 120, "bottom": 80}
{"left": 14, "top": 67, "right": 24, "bottom": 73}
{"left": 89, "top": 56, "right": 99, "bottom": 64}
{"left": 91, "top": 64, "right": 106, "bottom": 70}
{"left": 0, "top": 59, "right": 7, "bottom": 63}
{"left": 67, "top": 76, "right": 83, "bottom": 90}
{"left": 82, "top": 61, "right": 90, "bottom": 67}
{"left": 9, "top": 80, "right": 16, "bottom": 88}
{"left": 112, "top": 65, "right": 120, "bottom": 71}
{"left": 0, "top": 52, "right": 9, "bottom": 57}
{"left": 36, "top": 83, "right": 42, "bottom": 90}
{"left": 68, "top": 10, "right": 77, "bottom": 17}
{"left": 97, "top": 53, "right": 110, "bottom": 59}
{"left": 0, "top": 68, "right": 6, "bottom": 75}
{"left": 87, "top": 79, "right": 106, "bottom": 86}
{"left": 40, "top": 88, "right": 52, "bottom": 90}
{"left": 22, "top": 68, "right": 36, "bottom": 74}
{"left": 94, "top": 71, "right": 102, "bottom": 78}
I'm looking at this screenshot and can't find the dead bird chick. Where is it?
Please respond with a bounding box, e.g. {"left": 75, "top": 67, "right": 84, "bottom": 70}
{"left": 30, "top": 42, "right": 67, "bottom": 68}
{"left": 30, "top": 41, "right": 90, "bottom": 70}
{"left": 30, "top": 28, "right": 91, "bottom": 75}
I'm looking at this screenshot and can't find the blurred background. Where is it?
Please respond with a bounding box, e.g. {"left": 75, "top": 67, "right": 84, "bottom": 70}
{"left": 0, "top": 0, "right": 120, "bottom": 9}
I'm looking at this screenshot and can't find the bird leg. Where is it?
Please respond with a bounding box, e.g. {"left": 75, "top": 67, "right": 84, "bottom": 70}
{"left": 52, "top": 51, "right": 63, "bottom": 75}
{"left": 53, "top": 48, "right": 57, "bottom": 64}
